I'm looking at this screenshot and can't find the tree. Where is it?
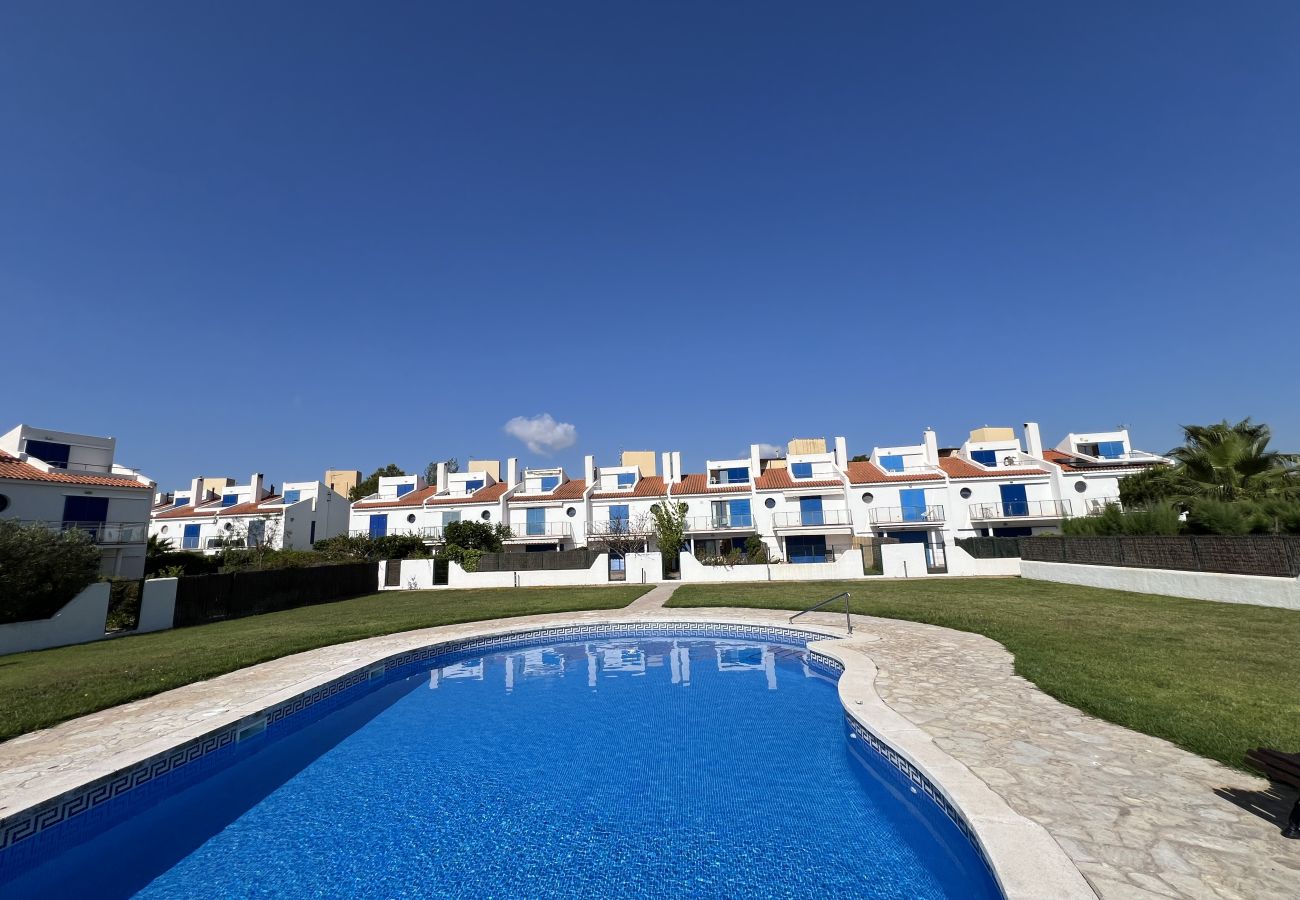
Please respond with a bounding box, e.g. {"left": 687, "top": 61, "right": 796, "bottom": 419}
{"left": 650, "top": 501, "right": 689, "bottom": 562}
{"left": 350, "top": 464, "right": 406, "bottom": 501}
{"left": 590, "top": 511, "right": 654, "bottom": 559}
{"left": 441, "top": 520, "right": 510, "bottom": 553}
{"left": 0, "top": 522, "right": 101, "bottom": 623}
{"left": 1161, "top": 419, "right": 1299, "bottom": 503}
{"left": 850, "top": 454, "right": 871, "bottom": 463}
{"left": 147, "top": 533, "right": 174, "bottom": 554}
{"left": 423, "top": 457, "right": 459, "bottom": 486}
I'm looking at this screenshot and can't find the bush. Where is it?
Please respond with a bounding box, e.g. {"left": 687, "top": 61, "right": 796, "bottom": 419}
{"left": 1061, "top": 502, "right": 1182, "bottom": 536}
{"left": 145, "top": 551, "right": 220, "bottom": 578}
{"left": 313, "top": 534, "right": 431, "bottom": 562}
{"left": 0, "top": 522, "right": 102, "bottom": 623}
{"left": 221, "top": 548, "right": 328, "bottom": 572}
{"left": 442, "top": 521, "right": 510, "bottom": 553}
{"left": 1184, "top": 498, "right": 1254, "bottom": 535}
{"left": 104, "top": 578, "right": 142, "bottom": 632}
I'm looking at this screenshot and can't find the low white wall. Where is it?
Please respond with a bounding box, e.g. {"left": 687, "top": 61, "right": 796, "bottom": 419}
{"left": 679, "top": 548, "right": 865, "bottom": 583}
{"left": 880, "top": 543, "right": 929, "bottom": 578}
{"left": 1022, "top": 560, "right": 1300, "bottom": 611}
{"left": 138, "top": 578, "right": 178, "bottom": 632}
{"left": 945, "top": 546, "right": 1022, "bottom": 577}
{"left": 386, "top": 553, "right": 663, "bottom": 590}
{"left": 0, "top": 583, "right": 111, "bottom": 656}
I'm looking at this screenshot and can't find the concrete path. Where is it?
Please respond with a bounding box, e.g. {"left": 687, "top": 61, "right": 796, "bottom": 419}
{"left": 1, "top": 587, "right": 1296, "bottom": 899}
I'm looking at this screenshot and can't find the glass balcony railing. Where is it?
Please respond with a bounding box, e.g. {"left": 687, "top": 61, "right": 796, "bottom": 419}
{"left": 772, "top": 509, "right": 853, "bottom": 528}
{"left": 507, "top": 522, "right": 572, "bottom": 539}
{"left": 18, "top": 520, "right": 148, "bottom": 545}
{"left": 967, "top": 500, "right": 1070, "bottom": 520}
{"left": 867, "top": 505, "right": 946, "bottom": 525}
{"left": 686, "top": 514, "right": 755, "bottom": 531}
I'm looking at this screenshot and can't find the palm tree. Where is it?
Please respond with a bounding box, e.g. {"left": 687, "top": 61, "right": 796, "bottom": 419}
{"left": 147, "top": 534, "right": 174, "bottom": 555}
{"left": 1164, "top": 418, "right": 1300, "bottom": 502}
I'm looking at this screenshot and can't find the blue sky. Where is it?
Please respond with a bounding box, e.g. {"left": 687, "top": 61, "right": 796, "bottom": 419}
{"left": 3, "top": 2, "right": 1298, "bottom": 490}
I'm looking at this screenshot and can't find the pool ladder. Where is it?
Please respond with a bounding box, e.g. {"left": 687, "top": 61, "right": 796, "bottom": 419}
{"left": 789, "top": 591, "right": 852, "bottom": 634}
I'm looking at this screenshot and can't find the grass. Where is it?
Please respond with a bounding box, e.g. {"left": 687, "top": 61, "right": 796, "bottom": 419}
{"left": 667, "top": 578, "right": 1300, "bottom": 770}
{"left": 0, "top": 584, "right": 651, "bottom": 742}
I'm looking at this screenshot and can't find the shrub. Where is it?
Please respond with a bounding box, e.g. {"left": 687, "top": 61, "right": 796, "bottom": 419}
{"left": 104, "top": 578, "right": 142, "bottom": 632}
{"left": 1061, "top": 502, "right": 1182, "bottom": 536}
{"left": 1184, "top": 498, "right": 1255, "bottom": 535}
{"left": 313, "top": 534, "right": 431, "bottom": 562}
{"left": 145, "top": 551, "right": 220, "bottom": 578}
{"left": 442, "top": 521, "right": 510, "bottom": 553}
{"left": 0, "top": 522, "right": 102, "bottom": 623}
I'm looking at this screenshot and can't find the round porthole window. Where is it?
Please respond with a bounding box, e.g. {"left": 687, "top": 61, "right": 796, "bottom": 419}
{"left": 959, "top": 487, "right": 972, "bottom": 499}
{"left": 1074, "top": 480, "right": 1087, "bottom": 493}
{"left": 407, "top": 514, "right": 417, "bottom": 524}
{"left": 861, "top": 492, "right": 873, "bottom": 504}
{"left": 481, "top": 510, "right": 491, "bottom": 521}
{"left": 566, "top": 506, "right": 577, "bottom": 518}
{"left": 224, "top": 522, "right": 234, "bottom": 531}
{"left": 160, "top": 525, "right": 168, "bottom": 534}
{"left": 649, "top": 503, "right": 660, "bottom": 514}
{"left": 764, "top": 497, "right": 776, "bottom": 509}
{"left": 0, "top": 494, "right": 9, "bottom": 513}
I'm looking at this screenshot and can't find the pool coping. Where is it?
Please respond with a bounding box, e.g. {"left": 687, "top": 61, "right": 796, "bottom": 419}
{"left": 0, "top": 614, "right": 1095, "bottom": 898}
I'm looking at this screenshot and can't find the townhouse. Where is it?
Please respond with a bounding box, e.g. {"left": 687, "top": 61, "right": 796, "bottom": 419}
{"left": 149, "top": 472, "right": 349, "bottom": 553}
{"left": 0, "top": 424, "right": 156, "bottom": 578}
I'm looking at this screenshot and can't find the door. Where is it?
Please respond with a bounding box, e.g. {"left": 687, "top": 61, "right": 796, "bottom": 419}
{"left": 787, "top": 535, "right": 827, "bottom": 564}
{"left": 798, "top": 496, "right": 823, "bottom": 526}
{"left": 999, "top": 484, "right": 1028, "bottom": 517}
{"left": 728, "top": 498, "right": 752, "bottom": 528}
{"left": 182, "top": 523, "right": 201, "bottom": 550}
{"left": 900, "top": 489, "right": 927, "bottom": 522}
{"left": 526, "top": 507, "right": 545, "bottom": 536}
{"left": 63, "top": 496, "right": 109, "bottom": 540}
{"left": 609, "top": 504, "right": 630, "bottom": 532}
{"left": 369, "top": 514, "right": 388, "bottom": 538}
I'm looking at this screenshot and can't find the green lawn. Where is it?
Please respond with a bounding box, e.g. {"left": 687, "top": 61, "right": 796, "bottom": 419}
{"left": 0, "top": 585, "right": 650, "bottom": 742}
{"left": 667, "top": 579, "right": 1300, "bottom": 770}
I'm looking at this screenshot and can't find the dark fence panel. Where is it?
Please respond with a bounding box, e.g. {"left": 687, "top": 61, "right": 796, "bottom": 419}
{"left": 1020, "top": 535, "right": 1300, "bottom": 578}
{"left": 954, "top": 537, "right": 1024, "bottom": 560}
{"left": 476, "top": 548, "right": 601, "bottom": 572}
{"left": 173, "top": 562, "right": 380, "bottom": 628}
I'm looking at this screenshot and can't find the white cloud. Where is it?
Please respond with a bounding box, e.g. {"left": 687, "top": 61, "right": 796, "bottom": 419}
{"left": 755, "top": 442, "right": 786, "bottom": 459}
{"left": 504, "top": 414, "right": 578, "bottom": 455}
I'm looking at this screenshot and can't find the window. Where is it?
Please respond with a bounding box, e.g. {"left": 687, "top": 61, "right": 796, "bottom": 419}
{"left": 879, "top": 455, "right": 904, "bottom": 472}
{"left": 721, "top": 467, "right": 749, "bottom": 484}
{"left": 283, "top": 489, "right": 302, "bottom": 504}
{"left": 174, "top": 497, "right": 187, "bottom": 507}
{"left": 609, "top": 504, "right": 630, "bottom": 529}
{"left": 481, "top": 510, "right": 491, "bottom": 520}
{"left": 616, "top": 473, "right": 636, "bottom": 488}
{"left": 1074, "top": 480, "right": 1087, "bottom": 493}
{"left": 798, "top": 496, "right": 823, "bottom": 526}
{"left": 787, "top": 535, "right": 827, "bottom": 564}
{"left": 159, "top": 525, "right": 168, "bottom": 534}
{"left": 526, "top": 507, "right": 546, "bottom": 536}
{"left": 764, "top": 497, "right": 776, "bottom": 509}
{"left": 441, "top": 511, "right": 460, "bottom": 525}
{"left": 368, "top": 515, "right": 388, "bottom": 538}
{"left": 406, "top": 514, "right": 417, "bottom": 524}
{"left": 566, "top": 506, "right": 577, "bottom": 517}
{"left": 24, "top": 440, "right": 70, "bottom": 468}
{"left": 970, "top": 450, "right": 997, "bottom": 467}
{"left": 182, "top": 523, "right": 201, "bottom": 550}
{"left": 790, "top": 462, "right": 812, "bottom": 479}
{"left": 0, "top": 494, "right": 9, "bottom": 513}
{"left": 221, "top": 494, "right": 239, "bottom": 507}
{"left": 861, "top": 492, "right": 873, "bottom": 503}
{"left": 540, "top": 476, "right": 560, "bottom": 492}
{"left": 395, "top": 484, "right": 413, "bottom": 497}
{"left": 899, "top": 488, "right": 927, "bottom": 522}
{"left": 465, "top": 480, "right": 485, "bottom": 492}
{"left": 1097, "top": 441, "right": 1125, "bottom": 459}
{"left": 959, "top": 487, "right": 972, "bottom": 499}
{"left": 62, "top": 496, "right": 108, "bottom": 526}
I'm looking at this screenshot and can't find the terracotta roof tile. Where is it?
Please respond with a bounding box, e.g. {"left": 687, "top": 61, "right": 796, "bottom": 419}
{"left": 0, "top": 451, "right": 152, "bottom": 489}
{"left": 671, "top": 474, "right": 753, "bottom": 495}
{"left": 590, "top": 476, "right": 666, "bottom": 500}
{"left": 938, "top": 457, "right": 1047, "bottom": 479}
{"left": 352, "top": 481, "right": 510, "bottom": 510}
{"left": 218, "top": 496, "right": 282, "bottom": 517}
{"left": 1043, "top": 449, "right": 1163, "bottom": 474}
{"left": 511, "top": 479, "right": 588, "bottom": 503}
{"left": 754, "top": 468, "right": 842, "bottom": 490}
{"left": 845, "top": 460, "right": 943, "bottom": 485}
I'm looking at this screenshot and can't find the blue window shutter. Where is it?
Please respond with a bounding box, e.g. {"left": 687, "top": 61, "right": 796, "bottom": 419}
{"left": 900, "top": 488, "right": 927, "bottom": 522}
{"left": 369, "top": 514, "right": 388, "bottom": 538}
{"left": 729, "top": 498, "right": 752, "bottom": 527}
{"left": 221, "top": 494, "right": 239, "bottom": 507}
{"left": 396, "top": 483, "right": 413, "bottom": 497}
{"left": 541, "top": 476, "right": 560, "bottom": 492}
{"left": 790, "top": 462, "right": 812, "bottom": 479}
{"left": 879, "top": 456, "right": 904, "bottom": 472}
{"left": 616, "top": 473, "right": 635, "bottom": 488}
{"left": 526, "top": 507, "right": 545, "bottom": 535}
{"left": 971, "top": 450, "right": 997, "bottom": 467}
{"left": 174, "top": 497, "right": 188, "bottom": 507}
{"left": 283, "top": 489, "right": 301, "bottom": 504}
{"left": 999, "top": 484, "right": 1028, "bottom": 516}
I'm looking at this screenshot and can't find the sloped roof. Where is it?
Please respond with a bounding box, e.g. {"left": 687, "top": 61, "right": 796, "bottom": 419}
{"left": 754, "top": 468, "right": 842, "bottom": 491}
{"left": 1043, "top": 449, "right": 1163, "bottom": 474}
{"left": 0, "top": 451, "right": 151, "bottom": 490}
{"left": 845, "top": 461, "right": 943, "bottom": 485}
{"left": 352, "top": 481, "right": 511, "bottom": 510}
{"left": 590, "top": 475, "right": 666, "bottom": 500}
{"left": 938, "top": 457, "right": 1048, "bottom": 479}
{"left": 671, "top": 474, "right": 753, "bottom": 495}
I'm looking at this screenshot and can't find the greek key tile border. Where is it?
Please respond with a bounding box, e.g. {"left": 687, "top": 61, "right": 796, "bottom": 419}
{"left": 0, "top": 621, "right": 834, "bottom": 854}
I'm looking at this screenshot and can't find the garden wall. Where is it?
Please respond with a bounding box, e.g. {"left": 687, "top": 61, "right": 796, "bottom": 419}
{"left": 1021, "top": 561, "right": 1300, "bottom": 611}
{"left": 678, "top": 548, "right": 865, "bottom": 583}
{"left": 0, "top": 582, "right": 111, "bottom": 655}
{"left": 1020, "top": 534, "right": 1300, "bottom": 577}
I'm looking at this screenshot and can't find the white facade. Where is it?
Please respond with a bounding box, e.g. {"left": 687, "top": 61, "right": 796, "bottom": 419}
{"left": 150, "top": 472, "right": 349, "bottom": 554}
{"left": 0, "top": 425, "right": 156, "bottom": 578}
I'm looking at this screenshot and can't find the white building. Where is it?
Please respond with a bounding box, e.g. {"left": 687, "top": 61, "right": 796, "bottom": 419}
{"left": 0, "top": 425, "right": 156, "bottom": 578}
{"left": 348, "top": 461, "right": 512, "bottom": 541}
{"left": 149, "top": 472, "right": 349, "bottom": 554}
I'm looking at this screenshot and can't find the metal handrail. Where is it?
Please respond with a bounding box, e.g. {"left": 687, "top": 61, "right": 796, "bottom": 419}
{"left": 789, "top": 590, "right": 852, "bottom": 634}
{"left": 967, "top": 499, "right": 1070, "bottom": 520}
{"left": 685, "top": 514, "right": 755, "bottom": 531}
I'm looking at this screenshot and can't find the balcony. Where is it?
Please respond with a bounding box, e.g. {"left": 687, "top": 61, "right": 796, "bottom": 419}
{"left": 968, "top": 499, "right": 1071, "bottom": 521}
{"left": 504, "top": 522, "right": 572, "bottom": 541}
{"left": 772, "top": 509, "right": 853, "bottom": 530}
{"left": 17, "top": 520, "right": 148, "bottom": 545}
{"left": 868, "top": 505, "right": 946, "bottom": 525}
{"left": 587, "top": 519, "right": 653, "bottom": 537}
{"left": 686, "top": 514, "right": 755, "bottom": 532}
{"left": 1081, "top": 497, "right": 1120, "bottom": 515}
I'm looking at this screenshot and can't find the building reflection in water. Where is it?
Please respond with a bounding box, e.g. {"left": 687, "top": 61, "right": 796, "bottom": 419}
{"left": 505, "top": 647, "right": 566, "bottom": 692}
{"left": 714, "top": 642, "right": 778, "bottom": 690}
{"left": 429, "top": 658, "right": 484, "bottom": 689}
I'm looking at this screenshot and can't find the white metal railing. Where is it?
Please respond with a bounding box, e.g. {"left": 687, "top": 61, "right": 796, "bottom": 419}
{"left": 1082, "top": 497, "right": 1121, "bottom": 514}
{"left": 868, "top": 505, "right": 946, "bottom": 525}
{"left": 773, "top": 509, "right": 854, "bottom": 528}
{"left": 686, "top": 514, "right": 756, "bottom": 531}
{"left": 588, "top": 519, "right": 654, "bottom": 536}
{"left": 967, "top": 499, "right": 1071, "bottom": 520}
{"left": 13, "top": 520, "right": 148, "bottom": 544}
{"left": 505, "top": 522, "right": 572, "bottom": 539}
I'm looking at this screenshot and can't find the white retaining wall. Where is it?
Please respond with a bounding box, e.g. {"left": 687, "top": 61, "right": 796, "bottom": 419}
{"left": 388, "top": 554, "right": 665, "bottom": 590}
{"left": 138, "top": 578, "right": 178, "bottom": 632}
{"left": 678, "top": 548, "right": 866, "bottom": 583}
{"left": 1021, "top": 560, "right": 1300, "bottom": 611}
{"left": 0, "top": 583, "right": 111, "bottom": 656}
{"left": 880, "top": 543, "right": 929, "bottom": 578}
{"left": 945, "top": 546, "right": 1023, "bottom": 577}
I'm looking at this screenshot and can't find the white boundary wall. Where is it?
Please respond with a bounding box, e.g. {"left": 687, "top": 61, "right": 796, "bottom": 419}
{"left": 679, "top": 548, "right": 865, "bottom": 583}
{"left": 1022, "top": 560, "right": 1300, "bottom": 611}
{"left": 945, "top": 546, "right": 1023, "bottom": 577}
{"left": 880, "top": 543, "right": 928, "bottom": 578}
{"left": 0, "top": 583, "right": 111, "bottom": 655}
{"left": 138, "top": 578, "right": 178, "bottom": 632}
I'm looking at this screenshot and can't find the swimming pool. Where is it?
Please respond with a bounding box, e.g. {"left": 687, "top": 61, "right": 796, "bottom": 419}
{"left": 0, "top": 626, "right": 1001, "bottom": 898}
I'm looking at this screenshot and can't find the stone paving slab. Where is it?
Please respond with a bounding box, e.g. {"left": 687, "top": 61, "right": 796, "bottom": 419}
{"left": 1, "top": 588, "right": 1296, "bottom": 898}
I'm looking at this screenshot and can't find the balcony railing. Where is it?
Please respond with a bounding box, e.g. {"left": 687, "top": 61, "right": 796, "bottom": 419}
{"left": 1081, "top": 497, "right": 1121, "bottom": 515}
{"left": 16, "top": 520, "right": 148, "bottom": 545}
{"left": 587, "top": 519, "right": 653, "bottom": 536}
{"left": 686, "top": 514, "right": 755, "bottom": 531}
{"left": 772, "top": 509, "right": 854, "bottom": 529}
{"left": 505, "top": 522, "right": 572, "bottom": 539}
{"left": 967, "top": 499, "right": 1071, "bottom": 520}
{"left": 868, "top": 505, "right": 946, "bottom": 525}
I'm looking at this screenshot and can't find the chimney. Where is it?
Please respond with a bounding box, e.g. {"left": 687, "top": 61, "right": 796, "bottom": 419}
{"left": 507, "top": 457, "right": 519, "bottom": 486}
{"left": 1023, "top": 422, "right": 1043, "bottom": 458}
{"left": 749, "top": 443, "right": 761, "bottom": 474}
{"left": 190, "top": 476, "right": 205, "bottom": 505}
{"left": 923, "top": 429, "right": 939, "bottom": 466}
{"left": 672, "top": 451, "right": 683, "bottom": 484}
{"left": 833, "top": 436, "right": 848, "bottom": 468}
{"left": 584, "top": 454, "right": 595, "bottom": 485}
{"left": 436, "top": 462, "right": 448, "bottom": 493}
{"left": 250, "top": 473, "right": 265, "bottom": 500}
{"left": 661, "top": 452, "right": 672, "bottom": 483}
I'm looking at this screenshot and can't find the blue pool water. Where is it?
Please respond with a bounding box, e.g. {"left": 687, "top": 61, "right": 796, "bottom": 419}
{"left": 0, "top": 630, "right": 1001, "bottom": 899}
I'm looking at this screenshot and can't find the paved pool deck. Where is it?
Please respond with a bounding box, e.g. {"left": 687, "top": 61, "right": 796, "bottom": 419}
{"left": 1, "top": 583, "right": 1296, "bottom": 898}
